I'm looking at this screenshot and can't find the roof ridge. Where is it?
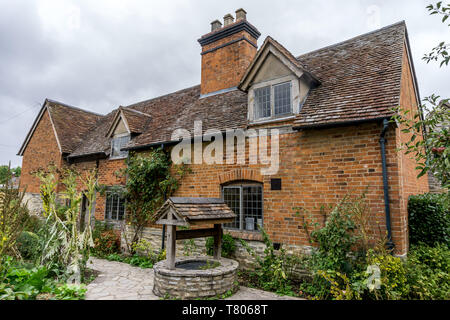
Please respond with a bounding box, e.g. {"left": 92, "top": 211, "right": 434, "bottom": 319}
{"left": 125, "top": 84, "right": 200, "bottom": 109}
{"left": 122, "top": 107, "right": 152, "bottom": 117}
{"left": 296, "top": 20, "right": 406, "bottom": 59}
{"left": 265, "top": 35, "right": 313, "bottom": 72}
{"left": 46, "top": 98, "right": 104, "bottom": 117}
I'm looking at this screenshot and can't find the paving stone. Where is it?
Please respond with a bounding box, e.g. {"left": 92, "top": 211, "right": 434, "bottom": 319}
{"left": 86, "top": 257, "right": 302, "bottom": 301}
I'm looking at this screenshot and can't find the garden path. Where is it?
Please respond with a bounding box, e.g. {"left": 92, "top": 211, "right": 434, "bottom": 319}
{"left": 85, "top": 257, "right": 302, "bottom": 300}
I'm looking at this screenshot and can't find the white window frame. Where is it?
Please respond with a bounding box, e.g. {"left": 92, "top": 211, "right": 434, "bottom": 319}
{"left": 110, "top": 133, "right": 130, "bottom": 160}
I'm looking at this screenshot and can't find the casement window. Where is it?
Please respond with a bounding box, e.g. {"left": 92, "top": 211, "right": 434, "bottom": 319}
{"left": 105, "top": 192, "right": 126, "bottom": 221}
{"left": 222, "top": 183, "right": 263, "bottom": 232}
{"left": 110, "top": 134, "right": 130, "bottom": 159}
{"left": 254, "top": 81, "right": 292, "bottom": 120}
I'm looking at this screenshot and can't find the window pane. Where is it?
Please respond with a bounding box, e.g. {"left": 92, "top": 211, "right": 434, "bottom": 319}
{"left": 255, "top": 86, "right": 271, "bottom": 119}
{"left": 105, "top": 193, "right": 112, "bottom": 220}
{"left": 111, "top": 194, "right": 118, "bottom": 220}
{"left": 243, "top": 186, "right": 263, "bottom": 231}
{"left": 111, "top": 135, "right": 130, "bottom": 158}
{"left": 118, "top": 197, "right": 125, "bottom": 221}
{"left": 274, "top": 82, "right": 291, "bottom": 115}
{"left": 223, "top": 187, "right": 241, "bottom": 229}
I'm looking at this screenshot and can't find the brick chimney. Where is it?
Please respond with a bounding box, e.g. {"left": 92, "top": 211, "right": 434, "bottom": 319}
{"left": 198, "top": 9, "right": 261, "bottom": 96}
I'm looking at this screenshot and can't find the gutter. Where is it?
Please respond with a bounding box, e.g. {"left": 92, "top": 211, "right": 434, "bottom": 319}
{"left": 66, "top": 152, "right": 107, "bottom": 163}
{"left": 292, "top": 116, "right": 390, "bottom": 131}
{"left": 379, "top": 118, "right": 395, "bottom": 252}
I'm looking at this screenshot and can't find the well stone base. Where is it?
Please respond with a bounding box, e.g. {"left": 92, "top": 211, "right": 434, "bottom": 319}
{"left": 153, "top": 256, "right": 238, "bottom": 299}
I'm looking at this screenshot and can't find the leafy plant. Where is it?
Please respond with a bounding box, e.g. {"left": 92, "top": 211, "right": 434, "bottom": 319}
{"left": 424, "top": 2, "right": 450, "bottom": 66}
{"left": 406, "top": 243, "right": 450, "bottom": 300}
{"left": 240, "top": 227, "right": 297, "bottom": 296}
{"left": 366, "top": 250, "right": 409, "bottom": 299}
{"left": 92, "top": 220, "right": 120, "bottom": 257}
{"left": 199, "top": 260, "right": 220, "bottom": 270}
{"left": 391, "top": 97, "right": 449, "bottom": 188}
{"left": 104, "top": 239, "right": 165, "bottom": 269}
{"left": 182, "top": 238, "right": 197, "bottom": 256}
{"left": 0, "top": 165, "right": 21, "bottom": 185}
{"left": 0, "top": 163, "right": 29, "bottom": 258}
{"left": 393, "top": 2, "right": 450, "bottom": 188}
{"left": 35, "top": 166, "right": 97, "bottom": 283}
{"left": 297, "top": 192, "right": 389, "bottom": 299}
{"left": 16, "top": 231, "right": 40, "bottom": 261}
{"left": 116, "top": 149, "right": 190, "bottom": 252}
{"left": 206, "top": 234, "right": 236, "bottom": 258}
{"left": 408, "top": 193, "right": 449, "bottom": 246}
{"left": 52, "top": 283, "right": 87, "bottom": 300}
{"left": 0, "top": 256, "right": 86, "bottom": 300}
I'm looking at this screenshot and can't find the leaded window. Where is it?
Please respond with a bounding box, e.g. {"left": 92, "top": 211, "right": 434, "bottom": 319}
{"left": 255, "top": 86, "right": 271, "bottom": 119}
{"left": 111, "top": 135, "right": 130, "bottom": 159}
{"left": 274, "top": 82, "right": 292, "bottom": 115}
{"left": 254, "top": 81, "right": 292, "bottom": 120}
{"left": 105, "top": 192, "right": 126, "bottom": 221}
{"left": 223, "top": 183, "right": 263, "bottom": 231}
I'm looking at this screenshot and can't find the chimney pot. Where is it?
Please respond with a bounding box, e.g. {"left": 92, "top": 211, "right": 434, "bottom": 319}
{"left": 223, "top": 14, "right": 234, "bottom": 26}
{"left": 235, "top": 8, "right": 247, "bottom": 21}
{"left": 211, "top": 19, "right": 222, "bottom": 32}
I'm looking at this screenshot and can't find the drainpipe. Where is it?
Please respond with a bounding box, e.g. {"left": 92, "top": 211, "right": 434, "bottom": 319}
{"left": 379, "top": 118, "right": 394, "bottom": 252}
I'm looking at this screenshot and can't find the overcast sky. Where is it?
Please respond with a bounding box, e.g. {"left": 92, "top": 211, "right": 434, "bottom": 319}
{"left": 0, "top": 0, "right": 448, "bottom": 167}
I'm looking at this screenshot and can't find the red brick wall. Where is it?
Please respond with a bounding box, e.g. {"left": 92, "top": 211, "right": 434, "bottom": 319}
{"left": 68, "top": 158, "right": 127, "bottom": 221}
{"left": 20, "top": 109, "right": 63, "bottom": 193}
{"left": 392, "top": 45, "right": 430, "bottom": 253}
{"left": 164, "top": 123, "right": 403, "bottom": 251}
{"left": 200, "top": 31, "right": 257, "bottom": 95}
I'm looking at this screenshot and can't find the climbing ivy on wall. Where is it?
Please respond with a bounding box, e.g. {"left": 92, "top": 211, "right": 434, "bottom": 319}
{"left": 118, "top": 148, "right": 189, "bottom": 250}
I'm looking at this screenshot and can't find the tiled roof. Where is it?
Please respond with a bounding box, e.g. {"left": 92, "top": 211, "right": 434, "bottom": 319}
{"left": 121, "top": 108, "right": 152, "bottom": 134}
{"left": 122, "top": 85, "right": 248, "bottom": 150}
{"left": 265, "top": 36, "right": 318, "bottom": 80}
{"left": 69, "top": 86, "right": 248, "bottom": 157}
{"left": 46, "top": 100, "right": 102, "bottom": 154}
{"left": 66, "top": 21, "right": 409, "bottom": 158}
{"left": 293, "top": 21, "right": 407, "bottom": 128}
{"left": 69, "top": 111, "right": 115, "bottom": 158}
{"left": 156, "top": 197, "right": 236, "bottom": 223}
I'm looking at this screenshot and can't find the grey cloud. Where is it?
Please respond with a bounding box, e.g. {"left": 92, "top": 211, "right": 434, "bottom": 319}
{"left": 0, "top": 0, "right": 448, "bottom": 167}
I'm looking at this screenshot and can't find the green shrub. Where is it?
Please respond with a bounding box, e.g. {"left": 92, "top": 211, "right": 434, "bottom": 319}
{"left": 406, "top": 243, "right": 450, "bottom": 300}
{"left": 240, "top": 228, "right": 298, "bottom": 296}
{"left": 23, "top": 215, "right": 44, "bottom": 234}
{"left": 408, "top": 193, "right": 449, "bottom": 246}
{"left": 92, "top": 220, "right": 120, "bottom": 257}
{"left": 367, "top": 251, "right": 409, "bottom": 299}
{"left": 105, "top": 253, "right": 155, "bottom": 269}
{"left": 0, "top": 256, "right": 86, "bottom": 300}
{"left": 104, "top": 239, "right": 166, "bottom": 269}
{"left": 206, "top": 234, "right": 236, "bottom": 258}
{"left": 16, "top": 231, "right": 40, "bottom": 261}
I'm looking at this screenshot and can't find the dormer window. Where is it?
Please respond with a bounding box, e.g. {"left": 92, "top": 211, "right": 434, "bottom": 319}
{"left": 110, "top": 134, "right": 130, "bottom": 159}
{"left": 254, "top": 80, "right": 292, "bottom": 121}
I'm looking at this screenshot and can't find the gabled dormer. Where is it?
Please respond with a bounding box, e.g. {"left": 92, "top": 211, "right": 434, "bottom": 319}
{"left": 106, "top": 107, "right": 151, "bottom": 159}
{"left": 239, "top": 36, "right": 320, "bottom": 124}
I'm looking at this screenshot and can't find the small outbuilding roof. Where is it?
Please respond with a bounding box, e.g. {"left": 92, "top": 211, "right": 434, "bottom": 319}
{"left": 155, "top": 197, "right": 236, "bottom": 226}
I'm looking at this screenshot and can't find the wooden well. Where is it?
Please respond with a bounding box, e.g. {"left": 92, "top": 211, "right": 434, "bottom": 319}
{"left": 154, "top": 197, "right": 236, "bottom": 269}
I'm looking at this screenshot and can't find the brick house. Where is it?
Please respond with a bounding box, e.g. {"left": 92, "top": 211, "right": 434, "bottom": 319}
{"left": 18, "top": 9, "right": 428, "bottom": 259}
